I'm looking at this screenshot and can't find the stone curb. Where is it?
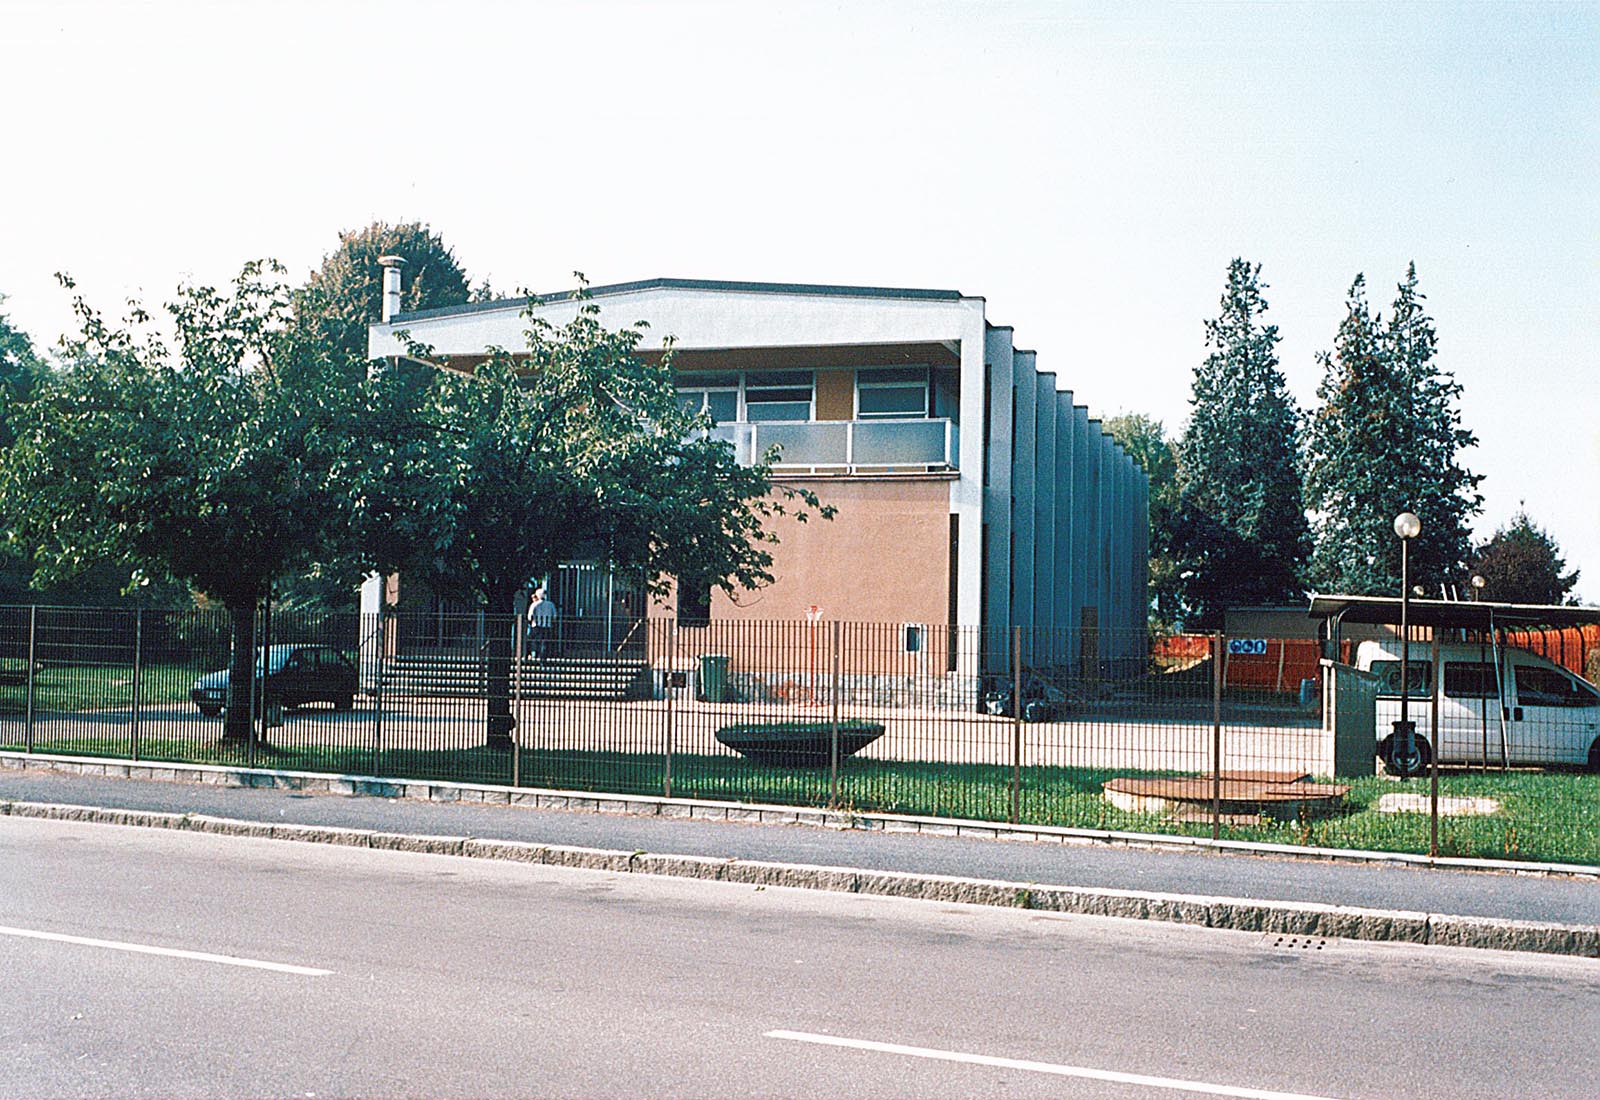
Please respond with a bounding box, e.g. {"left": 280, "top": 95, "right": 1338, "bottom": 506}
{"left": 4, "top": 797, "right": 1596, "bottom": 959}
{"left": 5, "top": 750, "right": 1597, "bottom": 881}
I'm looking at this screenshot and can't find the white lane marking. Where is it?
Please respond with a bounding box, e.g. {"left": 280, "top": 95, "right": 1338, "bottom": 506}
{"left": 0, "top": 925, "right": 333, "bottom": 976}
{"left": 766, "top": 1030, "right": 1350, "bottom": 1100}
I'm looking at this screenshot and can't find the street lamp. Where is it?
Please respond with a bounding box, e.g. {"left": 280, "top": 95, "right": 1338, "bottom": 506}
{"left": 1394, "top": 512, "right": 1422, "bottom": 773}
{"left": 1470, "top": 574, "right": 1486, "bottom": 601}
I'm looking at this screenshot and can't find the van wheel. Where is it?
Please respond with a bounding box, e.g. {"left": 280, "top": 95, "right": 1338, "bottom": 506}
{"left": 1380, "top": 734, "right": 1432, "bottom": 778}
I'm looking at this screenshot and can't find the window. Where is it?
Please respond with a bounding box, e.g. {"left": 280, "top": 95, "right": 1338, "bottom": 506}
{"left": 856, "top": 367, "right": 929, "bottom": 419}
{"left": 743, "top": 370, "right": 813, "bottom": 422}
{"left": 1443, "top": 662, "right": 1498, "bottom": 699}
{"left": 1514, "top": 665, "right": 1600, "bottom": 708}
{"left": 1370, "top": 660, "right": 1432, "bottom": 697}
{"left": 675, "top": 372, "right": 739, "bottom": 424}
{"left": 677, "top": 577, "right": 713, "bottom": 628}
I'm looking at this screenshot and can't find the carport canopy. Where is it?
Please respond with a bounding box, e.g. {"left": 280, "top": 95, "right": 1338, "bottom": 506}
{"left": 1308, "top": 593, "right": 1600, "bottom": 631}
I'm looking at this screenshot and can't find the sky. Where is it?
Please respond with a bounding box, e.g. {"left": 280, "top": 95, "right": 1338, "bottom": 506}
{"left": 2, "top": 0, "right": 1596, "bottom": 600}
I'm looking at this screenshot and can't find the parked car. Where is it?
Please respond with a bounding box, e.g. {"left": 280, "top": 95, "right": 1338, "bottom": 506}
{"left": 1355, "top": 640, "right": 1600, "bottom": 775}
{"left": 190, "top": 644, "right": 357, "bottom": 717}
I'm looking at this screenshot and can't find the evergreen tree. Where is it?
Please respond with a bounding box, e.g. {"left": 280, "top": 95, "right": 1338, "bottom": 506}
{"left": 1304, "top": 266, "right": 1481, "bottom": 594}
{"left": 1471, "top": 511, "right": 1579, "bottom": 605}
{"left": 1174, "top": 259, "right": 1309, "bottom": 627}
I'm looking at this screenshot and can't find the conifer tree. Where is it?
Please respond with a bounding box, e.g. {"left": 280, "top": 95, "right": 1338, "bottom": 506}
{"left": 1304, "top": 265, "right": 1481, "bottom": 594}
{"left": 1175, "top": 259, "right": 1309, "bottom": 627}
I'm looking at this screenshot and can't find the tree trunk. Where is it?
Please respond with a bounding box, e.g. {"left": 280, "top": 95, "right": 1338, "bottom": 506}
{"left": 484, "top": 586, "right": 517, "bottom": 750}
{"left": 222, "top": 602, "right": 257, "bottom": 742}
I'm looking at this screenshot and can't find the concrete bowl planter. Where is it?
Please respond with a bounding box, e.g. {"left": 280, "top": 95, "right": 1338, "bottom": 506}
{"left": 714, "top": 720, "right": 886, "bottom": 767}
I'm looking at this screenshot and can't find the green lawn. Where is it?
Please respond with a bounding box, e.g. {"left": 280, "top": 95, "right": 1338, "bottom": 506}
{"left": 0, "top": 663, "right": 204, "bottom": 714}
{"left": 4, "top": 732, "right": 1595, "bottom": 865}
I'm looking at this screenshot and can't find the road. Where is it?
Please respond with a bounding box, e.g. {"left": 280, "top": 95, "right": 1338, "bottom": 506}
{"left": 3, "top": 815, "right": 1596, "bottom": 1098}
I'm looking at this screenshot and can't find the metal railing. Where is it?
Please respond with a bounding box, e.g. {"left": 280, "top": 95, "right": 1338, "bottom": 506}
{"left": 708, "top": 418, "right": 957, "bottom": 473}
{"left": 2, "top": 605, "right": 1597, "bottom": 865}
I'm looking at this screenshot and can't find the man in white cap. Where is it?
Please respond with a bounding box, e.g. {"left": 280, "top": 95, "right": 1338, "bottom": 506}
{"left": 527, "top": 587, "right": 560, "bottom": 661}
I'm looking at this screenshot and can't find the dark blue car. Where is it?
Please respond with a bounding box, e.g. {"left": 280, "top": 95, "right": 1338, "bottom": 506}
{"left": 190, "top": 644, "right": 356, "bottom": 717}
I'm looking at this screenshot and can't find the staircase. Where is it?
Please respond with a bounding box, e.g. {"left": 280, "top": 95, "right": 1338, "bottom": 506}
{"left": 380, "top": 653, "right": 652, "bottom": 702}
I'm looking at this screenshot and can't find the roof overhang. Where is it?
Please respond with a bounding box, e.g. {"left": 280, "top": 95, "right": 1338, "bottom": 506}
{"left": 1308, "top": 594, "right": 1600, "bottom": 630}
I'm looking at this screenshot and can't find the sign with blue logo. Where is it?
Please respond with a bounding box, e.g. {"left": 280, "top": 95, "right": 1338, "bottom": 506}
{"left": 1228, "top": 638, "right": 1268, "bottom": 656}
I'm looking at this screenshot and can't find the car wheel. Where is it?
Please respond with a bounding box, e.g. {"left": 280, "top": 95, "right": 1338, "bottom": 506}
{"left": 1380, "top": 734, "right": 1432, "bottom": 779}
{"left": 198, "top": 705, "right": 222, "bottom": 718}
{"left": 334, "top": 694, "right": 353, "bottom": 712}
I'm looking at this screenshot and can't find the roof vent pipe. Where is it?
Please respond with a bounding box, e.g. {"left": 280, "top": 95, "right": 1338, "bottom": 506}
{"left": 378, "top": 255, "right": 405, "bottom": 323}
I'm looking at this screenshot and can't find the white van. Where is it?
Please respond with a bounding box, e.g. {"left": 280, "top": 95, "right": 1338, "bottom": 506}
{"left": 1355, "top": 639, "right": 1600, "bottom": 775}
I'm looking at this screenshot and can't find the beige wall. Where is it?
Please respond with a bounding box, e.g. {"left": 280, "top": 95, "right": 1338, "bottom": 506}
{"left": 653, "top": 477, "right": 952, "bottom": 627}
{"left": 814, "top": 369, "right": 855, "bottom": 421}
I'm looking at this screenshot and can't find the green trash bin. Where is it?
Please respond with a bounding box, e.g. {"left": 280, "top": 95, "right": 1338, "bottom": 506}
{"left": 698, "top": 654, "right": 731, "bottom": 703}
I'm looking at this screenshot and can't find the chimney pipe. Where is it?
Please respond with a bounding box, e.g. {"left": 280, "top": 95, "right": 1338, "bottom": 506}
{"left": 377, "top": 255, "right": 405, "bottom": 323}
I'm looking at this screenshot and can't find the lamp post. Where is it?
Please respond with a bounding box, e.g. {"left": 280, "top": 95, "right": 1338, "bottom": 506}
{"left": 1394, "top": 512, "right": 1422, "bottom": 772}
{"left": 1470, "top": 574, "right": 1485, "bottom": 602}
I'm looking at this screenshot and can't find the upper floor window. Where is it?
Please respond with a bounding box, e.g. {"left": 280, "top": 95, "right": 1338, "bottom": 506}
{"left": 676, "top": 372, "right": 739, "bottom": 424}
{"left": 856, "top": 367, "right": 929, "bottom": 419}
{"left": 744, "top": 370, "right": 813, "bottom": 422}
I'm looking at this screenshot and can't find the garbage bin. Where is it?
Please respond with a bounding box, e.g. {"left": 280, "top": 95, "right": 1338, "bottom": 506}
{"left": 698, "top": 654, "right": 731, "bottom": 703}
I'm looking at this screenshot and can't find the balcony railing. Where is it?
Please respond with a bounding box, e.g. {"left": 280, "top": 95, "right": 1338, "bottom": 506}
{"left": 708, "top": 418, "right": 957, "bottom": 474}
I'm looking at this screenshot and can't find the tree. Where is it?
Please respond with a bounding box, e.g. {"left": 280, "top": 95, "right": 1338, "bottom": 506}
{"left": 295, "top": 222, "right": 472, "bottom": 374}
{"left": 1173, "top": 259, "right": 1309, "bottom": 628}
{"left": 1471, "top": 511, "right": 1579, "bottom": 605}
{"left": 401, "top": 285, "right": 831, "bottom": 747}
{"left": 1105, "top": 413, "right": 1180, "bottom": 632}
{"left": 0, "top": 296, "right": 50, "bottom": 603}
{"left": 0, "top": 264, "right": 365, "bottom": 739}
{"left": 0, "top": 293, "right": 46, "bottom": 451}
{"left": 1304, "top": 266, "right": 1481, "bottom": 595}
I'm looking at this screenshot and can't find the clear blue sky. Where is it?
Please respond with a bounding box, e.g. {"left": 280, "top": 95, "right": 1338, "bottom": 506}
{"left": 2, "top": 0, "right": 1596, "bottom": 599}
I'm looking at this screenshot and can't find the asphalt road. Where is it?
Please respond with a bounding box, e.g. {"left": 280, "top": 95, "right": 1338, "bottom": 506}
{"left": 2, "top": 768, "right": 1596, "bottom": 928}
{"left": 3, "top": 815, "right": 1597, "bottom": 1099}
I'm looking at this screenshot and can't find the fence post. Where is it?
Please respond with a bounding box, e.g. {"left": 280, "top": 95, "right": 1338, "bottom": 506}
{"left": 1212, "top": 631, "right": 1224, "bottom": 841}
{"left": 1429, "top": 632, "right": 1441, "bottom": 858}
{"left": 1011, "top": 626, "right": 1022, "bottom": 825}
{"left": 663, "top": 619, "right": 675, "bottom": 800}
{"left": 24, "top": 605, "right": 37, "bottom": 754}
{"left": 130, "top": 609, "right": 143, "bottom": 762}
{"left": 829, "top": 620, "right": 841, "bottom": 807}
{"left": 511, "top": 613, "right": 523, "bottom": 789}
{"left": 372, "top": 606, "right": 386, "bottom": 777}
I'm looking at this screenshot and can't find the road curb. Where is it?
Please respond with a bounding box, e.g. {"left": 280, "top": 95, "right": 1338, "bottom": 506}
{"left": 4, "top": 797, "right": 1597, "bottom": 958}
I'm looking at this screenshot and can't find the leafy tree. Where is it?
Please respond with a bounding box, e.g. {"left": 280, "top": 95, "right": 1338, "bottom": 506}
{"left": 0, "top": 264, "right": 365, "bottom": 739}
{"left": 1470, "top": 511, "right": 1579, "bottom": 605}
{"left": 400, "top": 285, "right": 831, "bottom": 747}
{"left": 1304, "top": 266, "right": 1481, "bottom": 594}
{"left": 1174, "top": 259, "right": 1309, "bottom": 628}
{"left": 0, "top": 293, "right": 46, "bottom": 451}
{"left": 295, "top": 221, "right": 472, "bottom": 374}
{"left": 1105, "top": 413, "right": 1180, "bottom": 632}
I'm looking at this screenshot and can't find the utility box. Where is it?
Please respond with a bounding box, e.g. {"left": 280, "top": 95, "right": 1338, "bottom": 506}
{"left": 1321, "top": 658, "right": 1377, "bottom": 777}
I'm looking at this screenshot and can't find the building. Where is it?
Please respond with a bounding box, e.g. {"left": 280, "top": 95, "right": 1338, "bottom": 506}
{"left": 366, "top": 276, "right": 1148, "bottom": 679}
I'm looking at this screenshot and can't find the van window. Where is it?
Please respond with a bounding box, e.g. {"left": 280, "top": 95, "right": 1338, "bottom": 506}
{"left": 1513, "top": 666, "right": 1600, "bottom": 708}
{"left": 1370, "top": 660, "right": 1432, "bottom": 697}
{"left": 1443, "top": 662, "right": 1498, "bottom": 699}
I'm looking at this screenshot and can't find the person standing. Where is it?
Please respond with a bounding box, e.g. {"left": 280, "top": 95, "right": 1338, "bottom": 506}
{"left": 527, "top": 587, "right": 560, "bottom": 661}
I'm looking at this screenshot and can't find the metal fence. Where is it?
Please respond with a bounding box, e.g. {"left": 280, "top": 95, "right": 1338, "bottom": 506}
{"left": 3, "top": 605, "right": 1597, "bottom": 865}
